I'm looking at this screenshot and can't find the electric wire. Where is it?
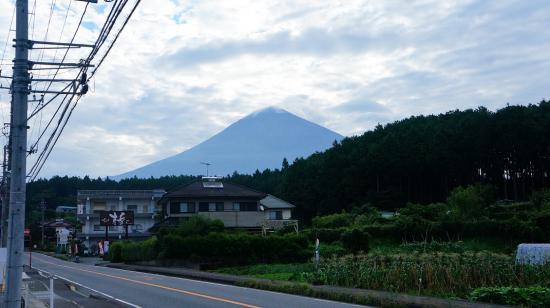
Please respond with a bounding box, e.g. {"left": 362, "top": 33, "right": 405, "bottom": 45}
{"left": 27, "top": 0, "right": 142, "bottom": 180}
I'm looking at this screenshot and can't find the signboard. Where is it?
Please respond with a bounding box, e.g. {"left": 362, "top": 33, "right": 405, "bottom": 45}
{"left": 99, "top": 210, "right": 134, "bottom": 226}
{"left": 24, "top": 229, "right": 30, "bottom": 236}
{"left": 57, "top": 229, "right": 70, "bottom": 245}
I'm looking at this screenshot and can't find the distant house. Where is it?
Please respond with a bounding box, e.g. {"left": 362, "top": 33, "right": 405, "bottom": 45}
{"left": 55, "top": 205, "right": 77, "bottom": 214}
{"left": 158, "top": 177, "right": 297, "bottom": 231}
{"left": 76, "top": 189, "right": 165, "bottom": 249}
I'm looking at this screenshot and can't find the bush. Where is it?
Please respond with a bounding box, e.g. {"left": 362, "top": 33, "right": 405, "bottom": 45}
{"left": 175, "top": 215, "right": 224, "bottom": 237}
{"left": 304, "top": 228, "right": 347, "bottom": 243}
{"left": 531, "top": 189, "right": 550, "bottom": 209}
{"left": 114, "top": 237, "right": 158, "bottom": 262}
{"left": 109, "top": 241, "right": 124, "bottom": 262}
{"left": 319, "top": 243, "right": 347, "bottom": 257}
{"left": 312, "top": 213, "right": 353, "bottom": 229}
{"left": 447, "top": 184, "right": 494, "bottom": 218}
{"left": 341, "top": 228, "right": 369, "bottom": 254}
{"left": 470, "top": 287, "right": 550, "bottom": 307}
{"left": 158, "top": 233, "right": 310, "bottom": 265}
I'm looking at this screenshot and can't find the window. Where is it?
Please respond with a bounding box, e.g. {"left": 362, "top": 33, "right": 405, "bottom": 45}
{"left": 240, "top": 202, "right": 257, "bottom": 211}
{"left": 131, "top": 224, "right": 144, "bottom": 232}
{"left": 199, "top": 202, "right": 209, "bottom": 212}
{"left": 93, "top": 201, "right": 106, "bottom": 210}
{"left": 92, "top": 201, "right": 106, "bottom": 214}
{"left": 198, "top": 202, "right": 224, "bottom": 211}
{"left": 233, "top": 203, "right": 240, "bottom": 211}
{"left": 94, "top": 225, "right": 118, "bottom": 231}
{"left": 170, "top": 202, "right": 195, "bottom": 213}
{"left": 127, "top": 204, "right": 137, "bottom": 211}
{"left": 170, "top": 202, "right": 178, "bottom": 214}
{"left": 179, "top": 202, "right": 195, "bottom": 213}
{"left": 269, "top": 211, "right": 283, "bottom": 220}
{"left": 224, "top": 203, "right": 233, "bottom": 211}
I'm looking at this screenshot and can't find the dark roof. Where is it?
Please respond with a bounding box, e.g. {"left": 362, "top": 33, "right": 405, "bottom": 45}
{"left": 160, "top": 181, "right": 267, "bottom": 201}
{"left": 43, "top": 220, "right": 73, "bottom": 228}
{"left": 260, "top": 194, "right": 295, "bottom": 209}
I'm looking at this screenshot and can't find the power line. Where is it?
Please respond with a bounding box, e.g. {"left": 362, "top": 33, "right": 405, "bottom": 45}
{"left": 0, "top": 4, "right": 15, "bottom": 68}
{"left": 27, "top": 0, "right": 142, "bottom": 180}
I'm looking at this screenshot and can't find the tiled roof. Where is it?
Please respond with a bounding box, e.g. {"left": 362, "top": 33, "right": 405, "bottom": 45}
{"left": 161, "top": 181, "right": 267, "bottom": 200}
{"left": 260, "top": 194, "right": 295, "bottom": 209}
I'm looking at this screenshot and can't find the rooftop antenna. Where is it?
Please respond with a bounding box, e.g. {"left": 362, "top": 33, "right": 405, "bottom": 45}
{"left": 200, "top": 162, "right": 211, "bottom": 176}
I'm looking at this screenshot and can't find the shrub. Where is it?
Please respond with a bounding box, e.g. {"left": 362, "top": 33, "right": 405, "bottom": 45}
{"left": 341, "top": 228, "right": 369, "bottom": 254}
{"left": 447, "top": 184, "right": 494, "bottom": 218}
{"left": 304, "top": 228, "right": 347, "bottom": 243}
{"left": 158, "top": 233, "right": 310, "bottom": 265}
{"left": 175, "top": 215, "right": 224, "bottom": 237}
{"left": 109, "top": 241, "right": 124, "bottom": 262}
{"left": 470, "top": 286, "right": 550, "bottom": 307}
{"left": 312, "top": 213, "right": 353, "bottom": 229}
{"left": 118, "top": 237, "right": 158, "bottom": 262}
{"left": 319, "top": 243, "right": 347, "bottom": 257}
{"left": 531, "top": 189, "right": 550, "bottom": 209}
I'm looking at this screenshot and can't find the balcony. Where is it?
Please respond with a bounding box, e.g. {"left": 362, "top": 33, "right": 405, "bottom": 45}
{"left": 261, "top": 219, "right": 299, "bottom": 231}
{"left": 77, "top": 189, "right": 165, "bottom": 200}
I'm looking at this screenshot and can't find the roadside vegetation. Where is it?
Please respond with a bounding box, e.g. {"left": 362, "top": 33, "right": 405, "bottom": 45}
{"left": 214, "top": 186, "right": 550, "bottom": 306}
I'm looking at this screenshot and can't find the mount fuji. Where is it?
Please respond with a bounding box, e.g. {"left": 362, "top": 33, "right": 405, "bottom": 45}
{"left": 113, "top": 107, "right": 343, "bottom": 179}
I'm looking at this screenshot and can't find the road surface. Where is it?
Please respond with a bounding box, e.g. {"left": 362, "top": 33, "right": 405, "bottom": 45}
{"left": 30, "top": 253, "right": 366, "bottom": 308}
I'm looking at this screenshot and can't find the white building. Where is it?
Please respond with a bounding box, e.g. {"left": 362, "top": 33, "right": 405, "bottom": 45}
{"left": 76, "top": 189, "right": 165, "bottom": 249}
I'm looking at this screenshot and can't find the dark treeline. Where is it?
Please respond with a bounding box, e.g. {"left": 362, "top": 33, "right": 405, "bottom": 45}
{"left": 27, "top": 101, "right": 550, "bottom": 224}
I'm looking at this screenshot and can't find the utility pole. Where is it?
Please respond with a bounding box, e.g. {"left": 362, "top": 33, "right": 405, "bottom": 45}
{"left": 1, "top": 144, "right": 10, "bottom": 247}
{"left": 5, "top": 0, "right": 29, "bottom": 306}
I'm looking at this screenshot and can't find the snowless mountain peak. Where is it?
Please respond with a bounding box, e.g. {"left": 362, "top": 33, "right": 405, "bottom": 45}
{"left": 114, "top": 107, "right": 344, "bottom": 179}
{"left": 248, "top": 106, "right": 289, "bottom": 117}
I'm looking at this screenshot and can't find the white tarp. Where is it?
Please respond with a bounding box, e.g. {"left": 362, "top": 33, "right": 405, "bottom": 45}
{"left": 516, "top": 243, "right": 550, "bottom": 265}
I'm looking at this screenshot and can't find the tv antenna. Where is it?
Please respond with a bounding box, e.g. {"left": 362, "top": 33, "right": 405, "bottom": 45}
{"left": 200, "top": 162, "right": 212, "bottom": 176}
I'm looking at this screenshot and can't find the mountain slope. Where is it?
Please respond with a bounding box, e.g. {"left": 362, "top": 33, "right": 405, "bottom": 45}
{"left": 114, "top": 107, "right": 343, "bottom": 179}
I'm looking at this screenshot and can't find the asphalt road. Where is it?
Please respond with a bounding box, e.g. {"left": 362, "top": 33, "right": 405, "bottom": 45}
{"left": 30, "top": 253, "right": 366, "bottom": 308}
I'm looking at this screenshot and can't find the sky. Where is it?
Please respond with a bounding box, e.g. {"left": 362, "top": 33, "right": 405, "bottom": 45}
{"left": 0, "top": 0, "right": 549, "bottom": 178}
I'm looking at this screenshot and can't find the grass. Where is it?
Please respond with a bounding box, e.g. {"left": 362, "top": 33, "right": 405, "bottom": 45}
{"left": 212, "top": 263, "right": 314, "bottom": 283}
{"left": 317, "top": 252, "right": 550, "bottom": 298}
{"left": 212, "top": 239, "right": 539, "bottom": 301}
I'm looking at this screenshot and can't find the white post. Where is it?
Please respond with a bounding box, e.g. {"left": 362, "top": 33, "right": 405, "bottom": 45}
{"left": 49, "top": 277, "right": 54, "bottom": 308}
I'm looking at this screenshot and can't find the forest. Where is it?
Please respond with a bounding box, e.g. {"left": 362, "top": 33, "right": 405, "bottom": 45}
{"left": 26, "top": 100, "right": 550, "bottom": 224}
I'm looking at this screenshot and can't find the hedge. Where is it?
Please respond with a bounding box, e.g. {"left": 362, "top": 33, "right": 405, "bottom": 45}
{"left": 160, "top": 233, "right": 310, "bottom": 264}
{"left": 112, "top": 233, "right": 310, "bottom": 265}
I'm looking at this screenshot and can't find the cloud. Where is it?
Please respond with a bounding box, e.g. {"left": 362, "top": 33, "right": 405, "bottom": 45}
{"left": 0, "top": 0, "right": 548, "bottom": 178}
{"left": 160, "top": 27, "right": 401, "bottom": 68}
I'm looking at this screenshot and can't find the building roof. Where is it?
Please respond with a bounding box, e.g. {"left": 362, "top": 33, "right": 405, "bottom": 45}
{"left": 43, "top": 219, "right": 73, "bottom": 228}
{"left": 260, "top": 194, "right": 295, "bottom": 209}
{"left": 160, "top": 180, "right": 267, "bottom": 201}
{"left": 77, "top": 189, "right": 166, "bottom": 200}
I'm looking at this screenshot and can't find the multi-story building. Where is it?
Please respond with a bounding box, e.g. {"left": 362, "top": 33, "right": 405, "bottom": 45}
{"left": 76, "top": 189, "right": 165, "bottom": 250}
{"left": 158, "top": 177, "right": 297, "bottom": 231}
